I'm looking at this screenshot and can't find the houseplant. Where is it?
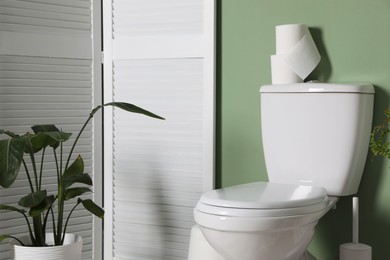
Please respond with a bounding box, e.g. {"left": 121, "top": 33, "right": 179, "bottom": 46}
{"left": 0, "top": 102, "right": 163, "bottom": 258}
{"left": 370, "top": 109, "right": 390, "bottom": 158}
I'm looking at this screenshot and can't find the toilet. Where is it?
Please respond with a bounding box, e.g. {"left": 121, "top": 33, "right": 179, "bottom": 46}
{"left": 188, "top": 83, "right": 375, "bottom": 260}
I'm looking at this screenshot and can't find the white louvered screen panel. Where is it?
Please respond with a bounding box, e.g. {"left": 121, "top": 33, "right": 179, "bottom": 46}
{"left": 0, "top": 1, "right": 96, "bottom": 259}
{"left": 103, "top": 0, "right": 215, "bottom": 259}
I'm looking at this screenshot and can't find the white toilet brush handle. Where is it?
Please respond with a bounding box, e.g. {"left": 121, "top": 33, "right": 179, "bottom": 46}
{"left": 339, "top": 196, "right": 372, "bottom": 260}
{"left": 352, "top": 197, "right": 359, "bottom": 244}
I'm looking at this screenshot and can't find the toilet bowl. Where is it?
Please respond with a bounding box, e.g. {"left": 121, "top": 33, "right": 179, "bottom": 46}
{"left": 193, "top": 182, "right": 337, "bottom": 260}
{"left": 188, "top": 83, "right": 375, "bottom": 260}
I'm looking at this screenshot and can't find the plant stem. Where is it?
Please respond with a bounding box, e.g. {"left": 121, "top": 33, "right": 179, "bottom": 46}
{"left": 42, "top": 197, "right": 55, "bottom": 239}
{"left": 21, "top": 211, "right": 35, "bottom": 246}
{"left": 53, "top": 148, "right": 60, "bottom": 185}
{"left": 52, "top": 148, "right": 61, "bottom": 244}
{"left": 28, "top": 151, "right": 39, "bottom": 192}
{"left": 32, "top": 216, "right": 44, "bottom": 246}
{"left": 61, "top": 201, "right": 81, "bottom": 244}
{"left": 56, "top": 142, "right": 64, "bottom": 245}
{"left": 22, "top": 160, "right": 34, "bottom": 193}
{"left": 27, "top": 146, "right": 45, "bottom": 245}
{"left": 50, "top": 207, "right": 57, "bottom": 241}
{"left": 65, "top": 114, "right": 94, "bottom": 171}
{"left": 38, "top": 147, "right": 46, "bottom": 190}
{"left": 9, "top": 236, "right": 26, "bottom": 246}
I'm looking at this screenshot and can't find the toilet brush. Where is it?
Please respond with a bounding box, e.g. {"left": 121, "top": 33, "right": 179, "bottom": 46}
{"left": 339, "top": 197, "right": 372, "bottom": 260}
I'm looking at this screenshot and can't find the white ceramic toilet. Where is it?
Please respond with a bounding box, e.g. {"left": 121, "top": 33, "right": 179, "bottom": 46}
{"left": 188, "top": 83, "right": 375, "bottom": 260}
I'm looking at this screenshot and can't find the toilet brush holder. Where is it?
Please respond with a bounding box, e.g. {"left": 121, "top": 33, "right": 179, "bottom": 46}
{"left": 339, "top": 197, "right": 371, "bottom": 260}
{"left": 340, "top": 243, "right": 371, "bottom": 260}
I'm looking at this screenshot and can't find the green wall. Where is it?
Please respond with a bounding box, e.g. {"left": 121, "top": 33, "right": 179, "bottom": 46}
{"left": 216, "top": 0, "right": 390, "bottom": 259}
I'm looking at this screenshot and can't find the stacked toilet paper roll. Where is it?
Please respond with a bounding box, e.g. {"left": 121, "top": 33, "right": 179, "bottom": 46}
{"left": 271, "top": 24, "right": 321, "bottom": 84}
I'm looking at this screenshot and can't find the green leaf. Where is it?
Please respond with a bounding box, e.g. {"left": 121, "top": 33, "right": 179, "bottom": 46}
{"left": 31, "top": 125, "right": 71, "bottom": 149}
{"left": 79, "top": 198, "right": 104, "bottom": 219}
{"left": 0, "top": 204, "right": 26, "bottom": 214}
{"left": 0, "top": 129, "right": 19, "bottom": 138}
{"left": 47, "top": 131, "right": 72, "bottom": 150}
{"left": 31, "top": 125, "right": 60, "bottom": 133}
{"left": 93, "top": 102, "right": 165, "bottom": 120}
{"left": 63, "top": 156, "right": 88, "bottom": 188}
{"left": 29, "top": 132, "right": 55, "bottom": 153}
{"left": 22, "top": 132, "right": 46, "bottom": 153}
{"left": 21, "top": 133, "right": 34, "bottom": 154}
{"left": 64, "top": 187, "right": 91, "bottom": 200}
{"left": 29, "top": 132, "right": 71, "bottom": 152}
{"left": 45, "top": 132, "right": 72, "bottom": 143}
{"left": 0, "top": 138, "right": 25, "bottom": 188}
{"left": 18, "top": 190, "right": 47, "bottom": 208}
{"left": 63, "top": 174, "right": 92, "bottom": 189}
{"left": 64, "top": 156, "right": 84, "bottom": 177}
{"left": 29, "top": 195, "right": 55, "bottom": 217}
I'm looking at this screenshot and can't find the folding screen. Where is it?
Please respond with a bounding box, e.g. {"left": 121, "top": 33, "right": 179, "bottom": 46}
{"left": 0, "top": 1, "right": 99, "bottom": 259}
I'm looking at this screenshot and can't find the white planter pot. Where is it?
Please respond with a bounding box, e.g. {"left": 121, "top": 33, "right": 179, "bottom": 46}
{"left": 10, "top": 233, "right": 82, "bottom": 260}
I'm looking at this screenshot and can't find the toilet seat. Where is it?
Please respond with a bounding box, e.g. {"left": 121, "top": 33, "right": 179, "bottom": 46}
{"left": 196, "top": 182, "right": 329, "bottom": 218}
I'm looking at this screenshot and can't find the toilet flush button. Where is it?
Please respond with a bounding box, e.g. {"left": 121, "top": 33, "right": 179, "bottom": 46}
{"left": 299, "top": 180, "right": 313, "bottom": 183}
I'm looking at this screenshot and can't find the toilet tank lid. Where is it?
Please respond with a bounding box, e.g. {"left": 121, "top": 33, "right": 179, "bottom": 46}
{"left": 200, "top": 182, "right": 327, "bottom": 209}
{"left": 260, "top": 83, "right": 374, "bottom": 94}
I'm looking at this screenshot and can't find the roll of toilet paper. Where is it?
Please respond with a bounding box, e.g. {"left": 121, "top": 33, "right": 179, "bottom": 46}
{"left": 271, "top": 55, "right": 303, "bottom": 84}
{"left": 271, "top": 24, "right": 321, "bottom": 84}
{"left": 276, "top": 24, "right": 308, "bottom": 54}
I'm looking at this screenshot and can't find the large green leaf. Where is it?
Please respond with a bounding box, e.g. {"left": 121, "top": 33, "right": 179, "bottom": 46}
{"left": 63, "top": 155, "right": 84, "bottom": 176}
{"left": 63, "top": 174, "right": 92, "bottom": 189}
{"left": 79, "top": 198, "right": 104, "bottom": 219}
{"left": 45, "top": 132, "right": 72, "bottom": 143}
{"left": 62, "top": 156, "right": 88, "bottom": 188}
{"left": 29, "top": 195, "right": 55, "bottom": 217}
{"left": 18, "top": 190, "right": 47, "bottom": 208}
{"left": 0, "top": 129, "right": 19, "bottom": 138}
{"left": 91, "top": 102, "right": 165, "bottom": 120}
{"left": 64, "top": 187, "right": 91, "bottom": 200}
{"left": 0, "top": 138, "right": 25, "bottom": 188}
{"left": 22, "top": 133, "right": 46, "bottom": 153}
{"left": 29, "top": 132, "right": 55, "bottom": 153}
{"left": 31, "top": 125, "right": 60, "bottom": 133}
{"left": 26, "top": 132, "right": 71, "bottom": 153}
{"left": 31, "top": 125, "right": 71, "bottom": 149}
{"left": 0, "top": 204, "right": 26, "bottom": 214}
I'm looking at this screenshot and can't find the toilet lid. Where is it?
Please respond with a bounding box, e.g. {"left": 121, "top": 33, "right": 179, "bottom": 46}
{"left": 197, "top": 182, "right": 329, "bottom": 217}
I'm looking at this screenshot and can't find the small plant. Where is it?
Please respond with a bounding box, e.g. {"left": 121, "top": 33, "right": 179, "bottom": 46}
{"left": 370, "top": 109, "right": 390, "bottom": 158}
{"left": 0, "top": 102, "right": 163, "bottom": 246}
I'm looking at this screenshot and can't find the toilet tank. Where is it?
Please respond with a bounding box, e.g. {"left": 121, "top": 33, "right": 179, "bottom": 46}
{"left": 260, "top": 83, "right": 374, "bottom": 196}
